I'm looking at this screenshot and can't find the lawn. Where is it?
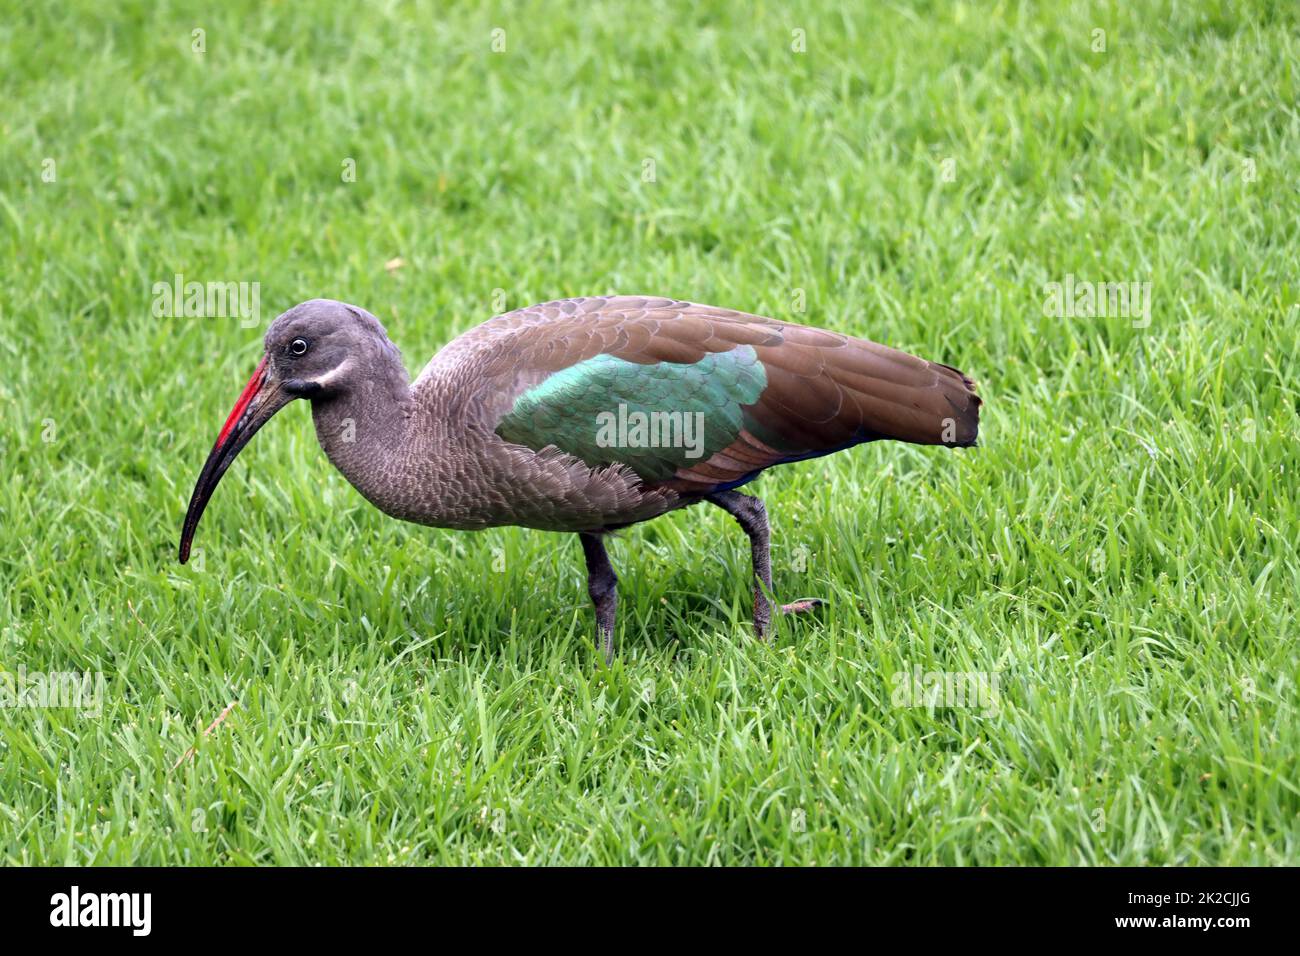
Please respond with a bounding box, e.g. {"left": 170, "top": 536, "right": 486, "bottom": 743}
{"left": 1, "top": 0, "right": 1297, "bottom": 865}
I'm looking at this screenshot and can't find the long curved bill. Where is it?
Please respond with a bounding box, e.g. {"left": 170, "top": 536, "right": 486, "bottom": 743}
{"left": 178, "top": 356, "right": 293, "bottom": 563}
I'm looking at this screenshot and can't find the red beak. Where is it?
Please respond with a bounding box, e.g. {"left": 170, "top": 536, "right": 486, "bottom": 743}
{"left": 179, "top": 356, "right": 292, "bottom": 562}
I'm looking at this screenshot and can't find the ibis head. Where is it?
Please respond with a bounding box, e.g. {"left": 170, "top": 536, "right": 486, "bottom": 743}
{"left": 178, "top": 299, "right": 395, "bottom": 562}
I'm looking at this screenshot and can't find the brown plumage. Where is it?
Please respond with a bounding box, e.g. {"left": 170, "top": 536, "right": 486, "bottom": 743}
{"left": 180, "top": 296, "right": 981, "bottom": 663}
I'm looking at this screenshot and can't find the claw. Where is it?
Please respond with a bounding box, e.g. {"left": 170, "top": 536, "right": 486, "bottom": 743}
{"left": 780, "top": 598, "right": 826, "bottom": 615}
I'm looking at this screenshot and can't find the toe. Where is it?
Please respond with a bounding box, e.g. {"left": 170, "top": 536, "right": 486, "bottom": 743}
{"left": 780, "top": 598, "right": 826, "bottom": 615}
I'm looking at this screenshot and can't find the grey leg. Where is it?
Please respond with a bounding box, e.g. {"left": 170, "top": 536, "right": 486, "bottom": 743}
{"left": 707, "top": 490, "right": 774, "bottom": 636}
{"left": 579, "top": 532, "right": 618, "bottom": 665}
{"left": 706, "top": 490, "right": 823, "bottom": 638}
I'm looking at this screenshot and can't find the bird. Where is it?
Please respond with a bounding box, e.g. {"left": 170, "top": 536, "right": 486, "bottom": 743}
{"left": 179, "top": 296, "right": 980, "bottom": 664}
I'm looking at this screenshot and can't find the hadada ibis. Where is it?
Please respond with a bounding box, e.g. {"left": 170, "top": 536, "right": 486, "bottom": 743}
{"left": 179, "top": 297, "right": 980, "bottom": 663}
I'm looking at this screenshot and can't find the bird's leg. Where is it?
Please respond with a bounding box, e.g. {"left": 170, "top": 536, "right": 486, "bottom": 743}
{"left": 707, "top": 491, "right": 775, "bottom": 636}
{"left": 578, "top": 532, "right": 618, "bottom": 665}
{"left": 706, "top": 490, "right": 824, "bottom": 638}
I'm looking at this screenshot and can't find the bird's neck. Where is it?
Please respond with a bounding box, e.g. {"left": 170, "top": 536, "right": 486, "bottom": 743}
{"left": 310, "top": 356, "right": 504, "bottom": 529}
{"left": 309, "top": 361, "right": 435, "bottom": 521}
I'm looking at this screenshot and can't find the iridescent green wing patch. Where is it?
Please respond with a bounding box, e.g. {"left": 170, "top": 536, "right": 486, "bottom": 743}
{"left": 495, "top": 346, "right": 767, "bottom": 481}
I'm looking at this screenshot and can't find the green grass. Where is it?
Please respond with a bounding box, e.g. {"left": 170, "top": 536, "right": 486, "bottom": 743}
{"left": 1, "top": 0, "right": 1298, "bottom": 865}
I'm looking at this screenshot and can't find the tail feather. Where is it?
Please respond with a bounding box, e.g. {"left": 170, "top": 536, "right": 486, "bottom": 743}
{"left": 927, "top": 361, "right": 981, "bottom": 447}
{"left": 664, "top": 334, "right": 982, "bottom": 494}
{"left": 749, "top": 334, "right": 981, "bottom": 450}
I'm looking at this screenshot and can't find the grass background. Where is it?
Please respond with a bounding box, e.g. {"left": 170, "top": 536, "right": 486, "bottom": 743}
{"left": 1, "top": 0, "right": 1297, "bottom": 864}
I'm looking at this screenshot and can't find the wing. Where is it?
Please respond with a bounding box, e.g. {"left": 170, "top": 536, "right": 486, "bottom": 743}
{"left": 496, "top": 346, "right": 769, "bottom": 483}
{"left": 443, "top": 296, "right": 979, "bottom": 494}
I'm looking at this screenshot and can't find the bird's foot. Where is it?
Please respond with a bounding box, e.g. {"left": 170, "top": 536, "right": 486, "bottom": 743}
{"left": 779, "top": 598, "right": 826, "bottom": 616}
{"left": 752, "top": 597, "right": 825, "bottom": 639}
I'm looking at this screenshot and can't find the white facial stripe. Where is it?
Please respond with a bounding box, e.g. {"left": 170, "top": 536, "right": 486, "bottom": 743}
{"left": 312, "top": 358, "right": 354, "bottom": 389}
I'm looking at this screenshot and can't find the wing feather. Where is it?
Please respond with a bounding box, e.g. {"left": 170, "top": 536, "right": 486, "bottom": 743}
{"left": 415, "top": 296, "right": 980, "bottom": 494}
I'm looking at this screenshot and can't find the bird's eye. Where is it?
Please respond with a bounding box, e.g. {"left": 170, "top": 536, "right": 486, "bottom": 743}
{"left": 289, "top": 338, "right": 309, "bottom": 356}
